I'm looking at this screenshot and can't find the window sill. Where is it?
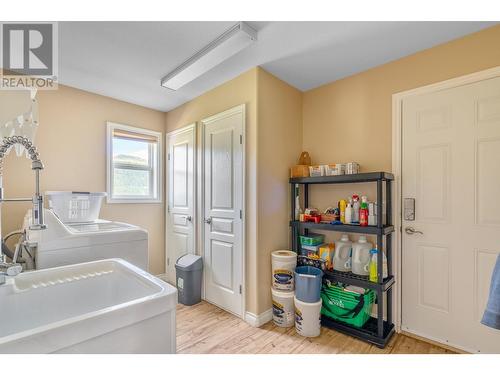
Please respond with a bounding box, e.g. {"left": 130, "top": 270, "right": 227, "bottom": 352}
{"left": 107, "top": 197, "right": 162, "bottom": 204}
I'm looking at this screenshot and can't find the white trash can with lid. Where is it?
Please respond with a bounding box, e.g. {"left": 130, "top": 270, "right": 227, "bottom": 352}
{"left": 175, "top": 254, "right": 203, "bottom": 306}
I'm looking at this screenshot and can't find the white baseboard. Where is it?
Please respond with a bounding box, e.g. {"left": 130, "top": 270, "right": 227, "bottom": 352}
{"left": 244, "top": 309, "right": 273, "bottom": 327}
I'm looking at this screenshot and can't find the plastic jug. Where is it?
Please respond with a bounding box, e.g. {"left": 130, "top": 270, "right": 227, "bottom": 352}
{"left": 369, "top": 248, "right": 388, "bottom": 282}
{"left": 333, "top": 234, "right": 352, "bottom": 272}
{"left": 352, "top": 235, "right": 372, "bottom": 276}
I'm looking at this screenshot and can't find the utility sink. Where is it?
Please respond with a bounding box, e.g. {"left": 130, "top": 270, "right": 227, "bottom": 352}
{"left": 0, "top": 259, "right": 177, "bottom": 353}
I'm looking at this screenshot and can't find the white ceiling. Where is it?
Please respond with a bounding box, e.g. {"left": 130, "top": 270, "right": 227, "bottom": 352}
{"left": 59, "top": 21, "right": 496, "bottom": 112}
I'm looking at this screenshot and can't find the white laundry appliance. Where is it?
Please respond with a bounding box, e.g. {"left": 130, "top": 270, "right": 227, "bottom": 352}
{"left": 23, "top": 192, "right": 148, "bottom": 271}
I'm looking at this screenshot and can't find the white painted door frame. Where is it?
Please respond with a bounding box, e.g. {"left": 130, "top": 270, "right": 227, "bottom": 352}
{"left": 200, "top": 104, "right": 246, "bottom": 318}
{"left": 165, "top": 123, "right": 197, "bottom": 282}
{"left": 391, "top": 65, "right": 500, "bottom": 334}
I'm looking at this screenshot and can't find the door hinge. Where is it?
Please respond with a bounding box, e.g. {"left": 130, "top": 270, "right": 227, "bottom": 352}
{"left": 167, "top": 258, "right": 170, "bottom": 266}
{"left": 240, "top": 134, "right": 243, "bottom": 144}
{"left": 168, "top": 153, "right": 170, "bottom": 160}
{"left": 167, "top": 205, "right": 170, "bottom": 213}
{"left": 239, "top": 210, "right": 242, "bottom": 219}
{"left": 239, "top": 285, "right": 242, "bottom": 294}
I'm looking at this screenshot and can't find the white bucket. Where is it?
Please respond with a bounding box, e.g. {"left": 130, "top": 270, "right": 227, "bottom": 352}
{"left": 271, "top": 250, "right": 297, "bottom": 291}
{"left": 294, "top": 296, "right": 322, "bottom": 337}
{"left": 271, "top": 288, "right": 295, "bottom": 328}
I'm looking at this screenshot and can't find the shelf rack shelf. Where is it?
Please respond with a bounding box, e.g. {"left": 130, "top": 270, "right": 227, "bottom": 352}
{"left": 290, "top": 171, "right": 395, "bottom": 348}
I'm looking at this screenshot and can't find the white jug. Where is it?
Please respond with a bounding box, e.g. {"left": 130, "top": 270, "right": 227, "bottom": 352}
{"left": 333, "top": 234, "right": 352, "bottom": 272}
{"left": 352, "top": 235, "right": 372, "bottom": 276}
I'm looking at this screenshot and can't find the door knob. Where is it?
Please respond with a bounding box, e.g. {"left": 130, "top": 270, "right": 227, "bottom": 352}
{"left": 405, "top": 226, "right": 423, "bottom": 235}
{"left": 186, "top": 216, "right": 192, "bottom": 222}
{"left": 204, "top": 217, "right": 212, "bottom": 224}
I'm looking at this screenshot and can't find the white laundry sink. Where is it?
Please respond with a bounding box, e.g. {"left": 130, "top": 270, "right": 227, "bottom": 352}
{"left": 0, "top": 259, "right": 177, "bottom": 353}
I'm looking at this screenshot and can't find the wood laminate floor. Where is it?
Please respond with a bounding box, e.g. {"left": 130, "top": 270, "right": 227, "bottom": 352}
{"left": 176, "top": 301, "right": 457, "bottom": 354}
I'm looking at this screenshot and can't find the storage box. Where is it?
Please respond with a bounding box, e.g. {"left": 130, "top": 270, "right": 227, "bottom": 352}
{"left": 309, "top": 165, "right": 325, "bottom": 177}
{"left": 299, "top": 243, "right": 324, "bottom": 257}
{"left": 325, "top": 164, "right": 345, "bottom": 176}
{"left": 345, "top": 162, "right": 360, "bottom": 175}
{"left": 290, "top": 165, "right": 310, "bottom": 178}
{"left": 299, "top": 233, "right": 325, "bottom": 246}
{"left": 321, "top": 283, "right": 375, "bottom": 328}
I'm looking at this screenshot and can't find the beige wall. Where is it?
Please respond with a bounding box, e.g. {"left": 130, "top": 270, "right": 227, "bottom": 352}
{"left": 303, "top": 24, "right": 500, "bottom": 170}
{"left": 256, "top": 68, "right": 302, "bottom": 313}
{"left": 164, "top": 67, "right": 302, "bottom": 315}
{"left": 302, "top": 24, "right": 500, "bottom": 225}
{"left": 1, "top": 85, "right": 166, "bottom": 275}
{"left": 165, "top": 68, "right": 260, "bottom": 313}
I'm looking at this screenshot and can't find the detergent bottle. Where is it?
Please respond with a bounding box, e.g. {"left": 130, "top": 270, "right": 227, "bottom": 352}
{"left": 369, "top": 247, "right": 388, "bottom": 282}
{"left": 333, "top": 234, "right": 352, "bottom": 272}
{"left": 352, "top": 235, "right": 372, "bottom": 276}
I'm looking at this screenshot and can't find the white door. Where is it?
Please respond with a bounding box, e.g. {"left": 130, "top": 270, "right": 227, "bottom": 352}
{"left": 202, "top": 105, "right": 244, "bottom": 317}
{"left": 401, "top": 76, "right": 500, "bottom": 353}
{"left": 166, "top": 124, "right": 196, "bottom": 284}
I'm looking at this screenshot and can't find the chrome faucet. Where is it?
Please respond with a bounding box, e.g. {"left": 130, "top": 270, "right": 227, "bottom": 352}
{"left": 0, "top": 135, "right": 46, "bottom": 284}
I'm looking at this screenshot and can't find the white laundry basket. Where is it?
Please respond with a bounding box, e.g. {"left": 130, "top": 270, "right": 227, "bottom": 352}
{"left": 45, "top": 191, "right": 106, "bottom": 223}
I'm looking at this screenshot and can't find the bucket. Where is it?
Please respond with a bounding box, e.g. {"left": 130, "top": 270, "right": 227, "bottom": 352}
{"left": 294, "top": 266, "right": 323, "bottom": 303}
{"left": 271, "top": 250, "right": 297, "bottom": 291}
{"left": 271, "top": 288, "right": 295, "bottom": 328}
{"left": 294, "top": 296, "right": 322, "bottom": 337}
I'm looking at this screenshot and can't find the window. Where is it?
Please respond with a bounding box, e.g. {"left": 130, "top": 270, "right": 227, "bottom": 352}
{"left": 106, "top": 122, "right": 162, "bottom": 203}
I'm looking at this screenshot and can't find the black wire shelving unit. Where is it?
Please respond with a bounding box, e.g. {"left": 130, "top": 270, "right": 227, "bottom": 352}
{"left": 290, "top": 171, "right": 395, "bottom": 348}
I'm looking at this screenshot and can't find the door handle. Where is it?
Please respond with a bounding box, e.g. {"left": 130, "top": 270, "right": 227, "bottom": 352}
{"left": 405, "top": 226, "right": 423, "bottom": 235}
{"left": 204, "top": 217, "right": 212, "bottom": 224}
{"left": 186, "top": 216, "right": 192, "bottom": 222}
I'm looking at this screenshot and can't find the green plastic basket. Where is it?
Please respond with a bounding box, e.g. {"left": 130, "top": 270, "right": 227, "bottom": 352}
{"left": 299, "top": 233, "right": 324, "bottom": 246}
{"left": 321, "top": 283, "right": 375, "bottom": 328}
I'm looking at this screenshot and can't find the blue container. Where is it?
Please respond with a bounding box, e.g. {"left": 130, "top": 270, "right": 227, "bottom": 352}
{"left": 294, "top": 266, "right": 323, "bottom": 303}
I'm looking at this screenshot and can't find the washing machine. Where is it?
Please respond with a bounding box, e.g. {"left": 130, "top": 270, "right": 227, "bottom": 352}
{"left": 23, "top": 208, "right": 149, "bottom": 271}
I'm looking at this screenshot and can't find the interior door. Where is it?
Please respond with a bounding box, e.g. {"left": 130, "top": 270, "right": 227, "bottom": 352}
{"left": 202, "top": 105, "right": 244, "bottom": 317}
{"left": 401, "top": 76, "right": 500, "bottom": 353}
{"left": 166, "top": 124, "right": 196, "bottom": 284}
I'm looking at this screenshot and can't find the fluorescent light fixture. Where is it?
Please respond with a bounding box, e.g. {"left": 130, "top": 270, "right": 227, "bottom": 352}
{"left": 161, "top": 22, "right": 257, "bottom": 90}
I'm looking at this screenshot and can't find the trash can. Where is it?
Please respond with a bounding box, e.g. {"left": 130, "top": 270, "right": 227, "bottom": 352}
{"left": 175, "top": 254, "right": 203, "bottom": 306}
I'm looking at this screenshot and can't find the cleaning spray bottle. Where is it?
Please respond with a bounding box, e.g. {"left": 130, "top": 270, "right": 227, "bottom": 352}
{"left": 345, "top": 197, "right": 353, "bottom": 224}
{"left": 352, "top": 194, "right": 360, "bottom": 224}
{"left": 359, "top": 195, "right": 369, "bottom": 227}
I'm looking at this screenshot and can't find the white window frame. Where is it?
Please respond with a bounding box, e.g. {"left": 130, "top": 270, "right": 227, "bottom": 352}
{"left": 106, "top": 121, "right": 162, "bottom": 204}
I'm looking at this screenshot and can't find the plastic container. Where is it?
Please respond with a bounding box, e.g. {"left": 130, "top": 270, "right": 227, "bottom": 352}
{"left": 45, "top": 191, "right": 106, "bottom": 223}
{"left": 352, "top": 236, "right": 372, "bottom": 276}
{"left": 299, "top": 233, "right": 325, "bottom": 246}
{"left": 175, "top": 254, "right": 203, "bottom": 306}
{"left": 271, "top": 250, "right": 297, "bottom": 291}
{"left": 321, "top": 283, "right": 375, "bottom": 328}
{"left": 294, "top": 266, "right": 323, "bottom": 303}
{"left": 333, "top": 234, "right": 352, "bottom": 272}
{"left": 271, "top": 288, "right": 295, "bottom": 328}
{"left": 369, "top": 248, "right": 388, "bottom": 282}
{"left": 299, "top": 243, "right": 324, "bottom": 257}
{"left": 294, "top": 296, "right": 322, "bottom": 337}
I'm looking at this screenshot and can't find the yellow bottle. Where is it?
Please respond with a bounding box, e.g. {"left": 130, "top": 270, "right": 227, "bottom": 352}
{"left": 369, "top": 248, "right": 378, "bottom": 282}
{"left": 339, "top": 199, "right": 347, "bottom": 223}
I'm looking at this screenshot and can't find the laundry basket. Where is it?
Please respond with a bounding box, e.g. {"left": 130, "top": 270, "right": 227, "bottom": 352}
{"left": 45, "top": 191, "right": 106, "bottom": 223}
{"left": 320, "top": 282, "right": 375, "bottom": 328}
